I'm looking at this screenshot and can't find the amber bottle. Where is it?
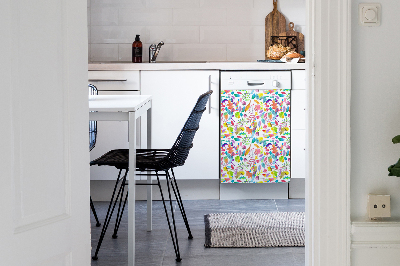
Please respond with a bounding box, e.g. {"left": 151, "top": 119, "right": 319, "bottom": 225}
{"left": 132, "top": 35, "right": 142, "bottom": 63}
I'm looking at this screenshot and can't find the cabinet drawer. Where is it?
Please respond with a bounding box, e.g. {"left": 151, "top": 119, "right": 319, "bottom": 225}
{"left": 88, "top": 71, "right": 140, "bottom": 91}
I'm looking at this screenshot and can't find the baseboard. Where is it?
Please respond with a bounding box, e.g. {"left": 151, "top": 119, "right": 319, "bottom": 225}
{"left": 90, "top": 179, "right": 220, "bottom": 201}
{"left": 352, "top": 220, "right": 400, "bottom": 248}
{"left": 90, "top": 179, "right": 305, "bottom": 201}
{"left": 289, "top": 178, "right": 305, "bottom": 198}
{"left": 351, "top": 220, "right": 400, "bottom": 266}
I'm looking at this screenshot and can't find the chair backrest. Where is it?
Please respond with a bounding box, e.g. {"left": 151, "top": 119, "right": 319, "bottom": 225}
{"left": 89, "top": 84, "right": 98, "bottom": 151}
{"left": 162, "top": 90, "right": 213, "bottom": 169}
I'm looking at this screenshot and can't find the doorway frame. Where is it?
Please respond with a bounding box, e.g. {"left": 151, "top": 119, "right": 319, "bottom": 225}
{"left": 306, "top": 0, "right": 351, "bottom": 265}
{"left": 85, "top": 0, "right": 353, "bottom": 264}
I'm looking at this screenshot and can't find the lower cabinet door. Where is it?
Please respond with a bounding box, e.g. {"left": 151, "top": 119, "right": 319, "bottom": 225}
{"left": 141, "top": 70, "right": 219, "bottom": 180}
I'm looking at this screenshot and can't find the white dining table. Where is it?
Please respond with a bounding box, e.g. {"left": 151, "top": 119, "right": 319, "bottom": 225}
{"left": 89, "top": 94, "right": 152, "bottom": 266}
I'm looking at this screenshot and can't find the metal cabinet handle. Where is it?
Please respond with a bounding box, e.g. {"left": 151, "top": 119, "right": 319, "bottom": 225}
{"left": 88, "top": 79, "right": 127, "bottom": 82}
{"left": 247, "top": 81, "right": 264, "bottom": 86}
{"left": 208, "top": 75, "right": 212, "bottom": 114}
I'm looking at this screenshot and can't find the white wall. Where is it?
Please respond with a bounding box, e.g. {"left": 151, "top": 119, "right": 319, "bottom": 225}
{"left": 351, "top": 0, "right": 400, "bottom": 220}
{"left": 351, "top": 0, "right": 400, "bottom": 264}
{"left": 87, "top": 0, "right": 305, "bottom": 62}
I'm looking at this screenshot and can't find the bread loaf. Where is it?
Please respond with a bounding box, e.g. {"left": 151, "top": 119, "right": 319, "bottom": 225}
{"left": 267, "top": 44, "right": 292, "bottom": 60}
{"left": 283, "top": 52, "right": 304, "bottom": 59}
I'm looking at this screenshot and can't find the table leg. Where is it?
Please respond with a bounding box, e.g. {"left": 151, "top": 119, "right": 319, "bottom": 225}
{"left": 128, "top": 112, "right": 136, "bottom": 266}
{"left": 147, "top": 105, "right": 152, "bottom": 232}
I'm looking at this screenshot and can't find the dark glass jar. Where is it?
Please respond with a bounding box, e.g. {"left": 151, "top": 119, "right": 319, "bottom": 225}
{"left": 132, "top": 35, "right": 142, "bottom": 63}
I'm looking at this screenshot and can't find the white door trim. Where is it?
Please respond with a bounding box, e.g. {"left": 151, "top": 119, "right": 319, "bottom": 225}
{"left": 306, "top": 0, "right": 351, "bottom": 265}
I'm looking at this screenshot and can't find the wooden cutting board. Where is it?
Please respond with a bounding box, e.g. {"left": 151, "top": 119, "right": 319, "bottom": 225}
{"left": 265, "top": 0, "right": 286, "bottom": 59}
{"left": 280, "top": 22, "right": 304, "bottom": 52}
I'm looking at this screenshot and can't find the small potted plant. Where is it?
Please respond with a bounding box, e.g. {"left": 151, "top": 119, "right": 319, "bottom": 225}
{"left": 388, "top": 135, "right": 400, "bottom": 176}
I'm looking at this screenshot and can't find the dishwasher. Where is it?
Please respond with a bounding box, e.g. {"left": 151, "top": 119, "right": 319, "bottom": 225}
{"left": 220, "top": 71, "right": 291, "bottom": 184}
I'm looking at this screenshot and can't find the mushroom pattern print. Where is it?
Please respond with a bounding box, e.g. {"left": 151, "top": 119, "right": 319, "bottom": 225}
{"left": 220, "top": 89, "right": 291, "bottom": 183}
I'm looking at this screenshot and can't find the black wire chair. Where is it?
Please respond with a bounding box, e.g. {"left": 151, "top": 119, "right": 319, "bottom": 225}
{"left": 89, "top": 84, "right": 101, "bottom": 227}
{"left": 90, "top": 90, "right": 213, "bottom": 262}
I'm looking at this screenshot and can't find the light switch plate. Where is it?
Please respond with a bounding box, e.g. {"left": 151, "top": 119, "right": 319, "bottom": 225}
{"left": 359, "top": 3, "right": 381, "bottom": 26}
{"left": 368, "top": 194, "right": 391, "bottom": 219}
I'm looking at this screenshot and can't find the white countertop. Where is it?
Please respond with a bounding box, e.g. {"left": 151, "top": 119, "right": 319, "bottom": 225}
{"left": 89, "top": 95, "right": 152, "bottom": 112}
{"left": 89, "top": 62, "right": 306, "bottom": 71}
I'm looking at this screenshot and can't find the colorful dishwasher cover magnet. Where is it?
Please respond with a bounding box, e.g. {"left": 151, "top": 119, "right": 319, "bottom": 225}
{"left": 220, "top": 89, "right": 291, "bottom": 183}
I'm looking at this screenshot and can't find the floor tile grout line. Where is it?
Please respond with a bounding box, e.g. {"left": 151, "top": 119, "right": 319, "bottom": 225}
{"left": 273, "top": 199, "right": 279, "bottom": 211}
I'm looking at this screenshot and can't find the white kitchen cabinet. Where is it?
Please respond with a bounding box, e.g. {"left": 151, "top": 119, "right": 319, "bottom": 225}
{"left": 291, "top": 129, "right": 306, "bottom": 179}
{"left": 88, "top": 71, "right": 140, "bottom": 91}
{"left": 291, "top": 70, "right": 306, "bottom": 179}
{"left": 291, "top": 90, "right": 306, "bottom": 130}
{"left": 88, "top": 71, "right": 141, "bottom": 180}
{"left": 141, "top": 70, "right": 219, "bottom": 180}
{"left": 292, "top": 69, "right": 306, "bottom": 90}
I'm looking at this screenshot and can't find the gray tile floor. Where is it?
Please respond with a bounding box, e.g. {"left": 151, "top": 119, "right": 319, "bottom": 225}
{"left": 91, "top": 199, "right": 305, "bottom": 266}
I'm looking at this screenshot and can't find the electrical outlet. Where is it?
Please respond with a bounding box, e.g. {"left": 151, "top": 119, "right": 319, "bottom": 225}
{"left": 368, "top": 194, "right": 391, "bottom": 219}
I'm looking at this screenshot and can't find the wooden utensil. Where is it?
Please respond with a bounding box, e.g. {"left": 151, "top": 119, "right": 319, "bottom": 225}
{"left": 265, "top": 0, "right": 287, "bottom": 59}
{"left": 279, "top": 22, "right": 304, "bottom": 52}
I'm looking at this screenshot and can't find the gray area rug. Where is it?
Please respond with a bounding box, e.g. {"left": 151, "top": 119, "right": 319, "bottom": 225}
{"left": 204, "top": 212, "right": 305, "bottom": 248}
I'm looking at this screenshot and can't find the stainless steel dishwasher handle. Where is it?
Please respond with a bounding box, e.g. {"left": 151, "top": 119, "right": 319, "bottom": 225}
{"left": 208, "top": 75, "right": 212, "bottom": 114}
{"left": 247, "top": 81, "right": 264, "bottom": 86}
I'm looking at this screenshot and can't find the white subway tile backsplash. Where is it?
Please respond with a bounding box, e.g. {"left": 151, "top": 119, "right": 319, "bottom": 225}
{"left": 200, "top": 26, "right": 265, "bottom": 44}
{"left": 227, "top": 8, "right": 267, "bottom": 26}
{"left": 199, "top": 0, "right": 228, "bottom": 8}
{"left": 88, "top": 26, "right": 91, "bottom": 44}
{"left": 91, "top": 26, "right": 146, "bottom": 43}
{"left": 119, "top": 8, "right": 173, "bottom": 26}
{"left": 91, "top": 0, "right": 146, "bottom": 8}
{"left": 253, "top": 0, "right": 306, "bottom": 26}
{"left": 173, "top": 8, "right": 226, "bottom": 26}
{"left": 200, "top": 0, "right": 252, "bottom": 8}
{"left": 146, "top": 0, "right": 199, "bottom": 9}
{"left": 118, "top": 44, "right": 132, "bottom": 61}
{"left": 173, "top": 44, "right": 226, "bottom": 61}
{"left": 147, "top": 26, "right": 199, "bottom": 44}
{"left": 91, "top": 7, "right": 118, "bottom": 26}
{"left": 88, "top": 0, "right": 305, "bottom": 62}
{"left": 200, "top": 26, "right": 252, "bottom": 44}
{"left": 227, "top": 43, "right": 264, "bottom": 61}
{"left": 279, "top": 1, "right": 306, "bottom": 25}
{"left": 88, "top": 44, "right": 91, "bottom": 62}
{"left": 91, "top": 44, "right": 119, "bottom": 61}
{"left": 224, "top": 0, "right": 253, "bottom": 8}
{"left": 252, "top": 26, "right": 265, "bottom": 44}
{"left": 253, "top": 0, "right": 271, "bottom": 9}
{"left": 87, "top": 8, "right": 91, "bottom": 26}
{"left": 293, "top": 24, "right": 306, "bottom": 35}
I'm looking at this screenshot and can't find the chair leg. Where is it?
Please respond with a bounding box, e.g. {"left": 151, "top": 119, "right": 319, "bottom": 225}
{"left": 90, "top": 196, "right": 101, "bottom": 227}
{"left": 168, "top": 169, "right": 193, "bottom": 239}
{"left": 156, "top": 171, "right": 182, "bottom": 262}
{"left": 112, "top": 178, "right": 128, "bottom": 239}
{"left": 92, "top": 169, "right": 128, "bottom": 261}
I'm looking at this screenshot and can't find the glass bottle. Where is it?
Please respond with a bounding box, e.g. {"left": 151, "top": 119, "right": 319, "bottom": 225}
{"left": 132, "top": 35, "right": 142, "bottom": 63}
